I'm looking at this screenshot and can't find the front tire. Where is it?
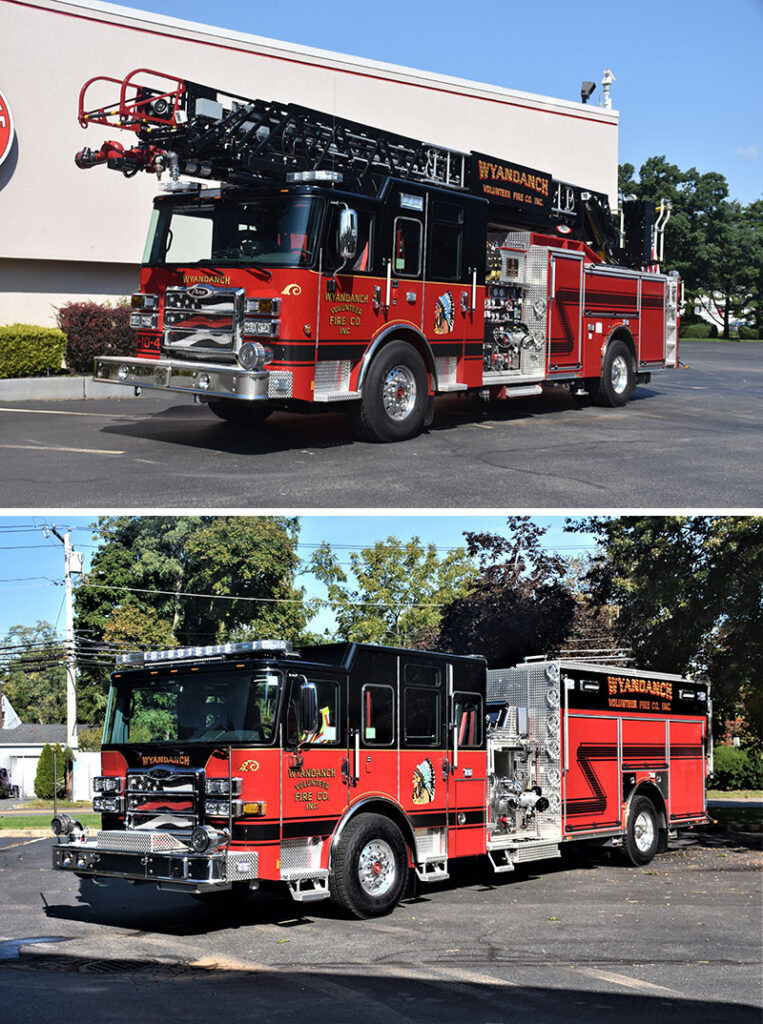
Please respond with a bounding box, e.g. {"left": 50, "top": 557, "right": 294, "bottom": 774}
{"left": 207, "top": 399, "right": 273, "bottom": 425}
{"left": 590, "top": 338, "right": 635, "bottom": 407}
{"left": 353, "top": 340, "right": 429, "bottom": 442}
{"left": 622, "top": 796, "right": 659, "bottom": 866}
{"left": 329, "top": 813, "right": 408, "bottom": 918}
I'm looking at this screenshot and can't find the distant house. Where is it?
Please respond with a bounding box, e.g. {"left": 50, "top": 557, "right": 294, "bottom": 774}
{"left": 0, "top": 723, "right": 99, "bottom": 801}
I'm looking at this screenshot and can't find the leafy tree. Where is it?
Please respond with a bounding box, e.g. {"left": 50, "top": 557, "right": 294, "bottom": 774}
{"left": 568, "top": 516, "right": 763, "bottom": 744}
{"left": 34, "top": 742, "right": 73, "bottom": 800}
{"left": 0, "top": 622, "right": 66, "bottom": 724}
{"left": 74, "top": 516, "right": 312, "bottom": 723}
{"left": 436, "top": 517, "right": 576, "bottom": 667}
{"left": 618, "top": 157, "right": 761, "bottom": 336}
{"left": 310, "top": 536, "right": 477, "bottom": 648}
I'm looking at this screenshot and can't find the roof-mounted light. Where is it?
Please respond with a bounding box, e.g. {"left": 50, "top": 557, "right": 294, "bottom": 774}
{"left": 116, "top": 640, "right": 293, "bottom": 666}
{"left": 286, "top": 170, "right": 343, "bottom": 184}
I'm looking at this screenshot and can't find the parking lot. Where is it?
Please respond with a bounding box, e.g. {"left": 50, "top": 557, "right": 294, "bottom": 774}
{"left": 0, "top": 341, "right": 761, "bottom": 508}
{"left": 1, "top": 819, "right": 760, "bottom": 1024}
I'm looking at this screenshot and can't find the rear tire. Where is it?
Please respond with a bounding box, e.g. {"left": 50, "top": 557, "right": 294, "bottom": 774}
{"left": 622, "top": 796, "right": 659, "bottom": 866}
{"left": 590, "top": 338, "right": 635, "bottom": 407}
{"left": 353, "top": 341, "right": 429, "bottom": 442}
{"left": 207, "top": 399, "right": 273, "bottom": 424}
{"left": 329, "top": 813, "right": 408, "bottom": 918}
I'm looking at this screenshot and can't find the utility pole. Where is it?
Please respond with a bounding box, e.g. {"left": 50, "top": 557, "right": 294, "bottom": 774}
{"left": 49, "top": 526, "right": 83, "bottom": 751}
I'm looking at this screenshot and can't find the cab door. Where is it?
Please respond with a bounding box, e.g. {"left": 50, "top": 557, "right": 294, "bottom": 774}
{"left": 280, "top": 672, "right": 348, "bottom": 863}
{"left": 386, "top": 190, "right": 425, "bottom": 330}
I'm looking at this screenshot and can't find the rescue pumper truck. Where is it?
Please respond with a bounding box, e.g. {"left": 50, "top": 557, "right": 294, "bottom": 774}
{"left": 51, "top": 641, "right": 709, "bottom": 918}
{"left": 77, "top": 68, "right": 679, "bottom": 441}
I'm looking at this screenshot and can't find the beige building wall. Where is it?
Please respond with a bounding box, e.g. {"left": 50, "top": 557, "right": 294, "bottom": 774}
{"left": 0, "top": 0, "right": 619, "bottom": 325}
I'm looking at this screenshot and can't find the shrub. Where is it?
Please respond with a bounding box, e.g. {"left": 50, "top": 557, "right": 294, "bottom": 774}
{"left": 0, "top": 324, "right": 67, "bottom": 378}
{"left": 56, "top": 301, "right": 135, "bottom": 374}
{"left": 76, "top": 726, "right": 102, "bottom": 752}
{"left": 708, "top": 745, "right": 763, "bottom": 791}
{"left": 737, "top": 326, "right": 759, "bottom": 340}
{"left": 33, "top": 743, "right": 74, "bottom": 800}
{"left": 680, "top": 323, "right": 713, "bottom": 339}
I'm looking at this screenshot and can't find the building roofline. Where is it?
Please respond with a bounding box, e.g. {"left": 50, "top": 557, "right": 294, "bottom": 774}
{"left": 19, "top": 0, "right": 619, "bottom": 125}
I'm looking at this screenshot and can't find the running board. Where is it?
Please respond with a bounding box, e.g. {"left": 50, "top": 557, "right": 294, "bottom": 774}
{"left": 287, "top": 877, "right": 331, "bottom": 902}
{"left": 415, "top": 860, "right": 449, "bottom": 882}
{"left": 487, "top": 850, "right": 515, "bottom": 874}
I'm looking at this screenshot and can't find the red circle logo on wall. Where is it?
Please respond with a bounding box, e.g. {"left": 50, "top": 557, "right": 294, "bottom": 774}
{"left": 0, "top": 89, "right": 15, "bottom": 168}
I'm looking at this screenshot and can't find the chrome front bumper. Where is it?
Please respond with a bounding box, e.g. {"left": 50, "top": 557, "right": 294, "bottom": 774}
{"left": 52, "top": 830, "right": 258, "bottom": 893}
{"left": 93, "top": 355, "right": 270, "bottom": 401}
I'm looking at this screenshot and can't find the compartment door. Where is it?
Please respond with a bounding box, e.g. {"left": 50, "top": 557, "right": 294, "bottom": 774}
{"left": 548, "top": 252, "right": 584, "bottom": 371}
{"left": 563, "top": 714, "right": 620, "bottom": 834}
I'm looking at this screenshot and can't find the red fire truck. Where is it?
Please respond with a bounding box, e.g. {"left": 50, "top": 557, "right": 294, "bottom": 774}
{"left": 51, "top": 641, "right": 709, "bottom": 918}
{"left": 78, "top": 69, "right": 680, "bottom": 441}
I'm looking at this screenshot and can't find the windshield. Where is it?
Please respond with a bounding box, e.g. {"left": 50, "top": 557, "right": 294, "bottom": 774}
{"left": 145, "top": 195, "right": 324, "bottom": 268}
{"left": 104, "top": 669, "right": 282, "bottom": 745}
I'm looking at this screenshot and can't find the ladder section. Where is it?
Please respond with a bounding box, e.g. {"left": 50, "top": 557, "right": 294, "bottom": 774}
{"left": 77, "top": 68, "right": 468, "bottom": 194}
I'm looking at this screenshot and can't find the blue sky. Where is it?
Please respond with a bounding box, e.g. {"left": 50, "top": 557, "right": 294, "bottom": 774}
{"left": 0, "top": 515, "right": 596, "bottom": 641}
{"left": 102, "top": 0, "right": 762, "bottom": 203}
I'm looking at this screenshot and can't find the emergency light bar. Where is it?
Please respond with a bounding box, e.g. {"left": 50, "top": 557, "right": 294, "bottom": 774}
{"left": 116, "top": 640, "right": 292, "bottom": 666}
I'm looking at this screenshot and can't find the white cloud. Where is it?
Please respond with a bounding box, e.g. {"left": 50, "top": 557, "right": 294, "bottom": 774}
{"left": 734, "top": 145, "right": 759, "bottom": 161}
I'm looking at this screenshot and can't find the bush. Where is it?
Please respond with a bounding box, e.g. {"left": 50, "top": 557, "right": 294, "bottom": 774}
{"left": 0, "top": 324, "right": 67, "bottom": 378}
{"left": 33, "top": 743, "right": 74, "bottom": 800}
{"left": 76, "top": 726, "right": 102, "bottom": 752}
{"left": 56, "top": 301, "right": 135, "bottom": 374}
{"left": 708, "top": 745, "right": 763, "bottom": 791}
{"left": 680, "top": 323, "right": 713, "bottom": 339}
{"left": 737, "top": 326, "right": 759, "bottom": 340}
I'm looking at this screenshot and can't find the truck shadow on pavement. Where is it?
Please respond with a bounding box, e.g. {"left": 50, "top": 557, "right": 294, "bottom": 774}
{"left": 97, "top": 386, "right": 659, "bottom": 457}
{"left": 1, "top": 948, "right": 759, "bottom": 1024}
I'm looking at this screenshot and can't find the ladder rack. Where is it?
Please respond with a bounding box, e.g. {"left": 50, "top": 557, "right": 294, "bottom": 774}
{"left": 78, "top": 68, "right": 468, "bottom": 195}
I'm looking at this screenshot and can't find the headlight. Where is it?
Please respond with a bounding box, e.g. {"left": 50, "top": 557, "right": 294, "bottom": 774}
{"left": 93, "top": 795, "right": 124, "bottom": 814}
{"left": 245, "top": 297, "right": 280, "bottom": 315}
{"left": 205, "top": 799, "right": 243, "bottom": 818}
{"left": 130, "top": 311, "right": 158, "bottom": 330}
{"left": 243, "top": 318, "right": 278, "bottom": 338}
{"left": 205, "top": 777, "right": 242, "bottom": 796}
{"left": 131, "top": 293, "right": 159, "bottom": 309}
{"left": 93, "top": 776, "right": 123, "bottom": 793}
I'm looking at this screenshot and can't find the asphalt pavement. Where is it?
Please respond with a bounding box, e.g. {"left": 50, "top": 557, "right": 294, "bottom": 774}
{"left": 0, "top": 341, "right": 761, "bottom": 508}
{"left": 0, "top": 821, "right": 760, "bottom": 1024}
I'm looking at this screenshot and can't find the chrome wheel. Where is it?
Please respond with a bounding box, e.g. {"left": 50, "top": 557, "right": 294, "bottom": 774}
{"left": 382, "top": 365, "right": 417, "bottom": 421}
{"left": 358, "top": 838, "right": 396, "bottom": 897}
{"left": 610, "top": 353, "right": 629, "bottom": 395}
{"left": 633, "top": 810, "right": 655, "bottom": 854}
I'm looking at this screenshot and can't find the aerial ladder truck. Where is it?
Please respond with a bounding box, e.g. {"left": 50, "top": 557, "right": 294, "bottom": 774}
{"left": 78, "top": 68, "right": 679, "bottom": 441}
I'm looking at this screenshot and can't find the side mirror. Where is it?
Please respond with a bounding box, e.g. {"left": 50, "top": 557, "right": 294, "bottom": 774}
{"left": 338, "top": 208, "right": 358, "bottom": 262}
{"left": 300, "top": 682, "right": 319, "bottom": 736}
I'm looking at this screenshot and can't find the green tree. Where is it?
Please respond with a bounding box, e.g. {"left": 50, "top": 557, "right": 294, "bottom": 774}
{"left": 436, "top": 517, "right": 576, "bottom": 667}
{"left": 569, "top": 516, "right": 763, "bottom": 744}
{"left": 74, "top": 516, "right": 312, "bottom": 723}
{"left": 310, "top": 536, "right": 477, "bottom": 648}
{"left": 618, "top": 157, "right": 760, "bottom": 336}
{"left": 33, "top": 742, "right": 73, "bottom": 800}
{"left": 0, "top": 622, "right": 66, "bottom": 724}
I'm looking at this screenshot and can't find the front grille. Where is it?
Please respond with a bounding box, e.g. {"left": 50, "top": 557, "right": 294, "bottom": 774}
{"left": 125, "top": 765, "right": 203, "bottom": 830}
{"left": 163, "top": 285, "right": 244, "bottom": 360}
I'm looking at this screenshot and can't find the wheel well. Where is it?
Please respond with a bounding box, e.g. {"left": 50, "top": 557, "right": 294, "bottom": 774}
{"left": 330, "top": 798, "right": 417, "bottom": 869}
{"left": 604, "top": 326, "right": 637, "bottom": 368}
{"left": 358, "top": 328, "right": 436, "bottom": 392}
{"left": 630, "top": 782, "right": 668, "bottom": 848}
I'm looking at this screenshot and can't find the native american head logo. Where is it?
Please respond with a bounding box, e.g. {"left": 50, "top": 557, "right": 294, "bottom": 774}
{"left": 412, "top": 758, "right": 435, "bottom": 804}
{"left": 433, "top": 291, "right": 454, "bottom": 335}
